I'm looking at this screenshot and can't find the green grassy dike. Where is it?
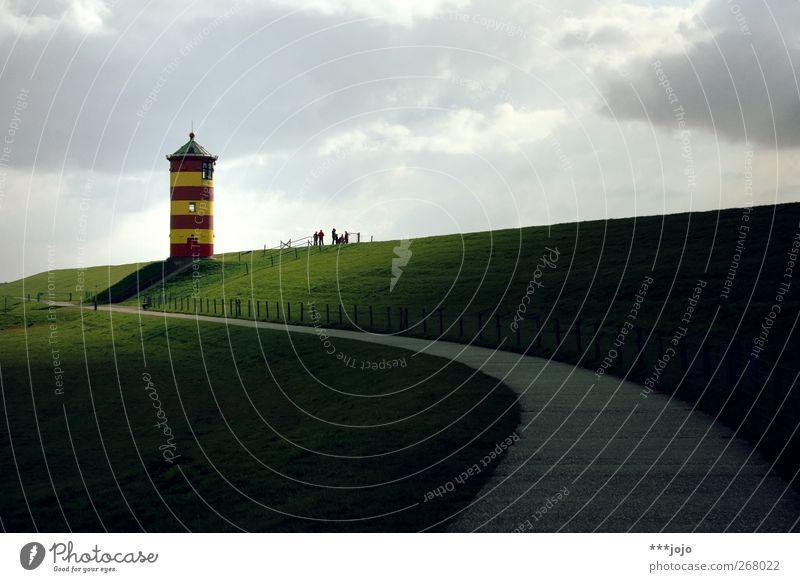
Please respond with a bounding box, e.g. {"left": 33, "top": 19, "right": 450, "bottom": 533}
{"left": 104, "top": 203, "right": 799, "bottom": 490}
{"left": 3, "top": 202, "right": 799, "bottom": 528}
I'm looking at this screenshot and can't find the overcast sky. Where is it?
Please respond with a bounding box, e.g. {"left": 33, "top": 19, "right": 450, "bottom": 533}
{"left": 1, "top": 0, "right": 799, "bottom": 282}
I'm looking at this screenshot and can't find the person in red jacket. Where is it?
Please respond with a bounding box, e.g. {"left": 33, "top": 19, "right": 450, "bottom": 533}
{"left": 318, "top": 229, "right": 325, "bottom": 246}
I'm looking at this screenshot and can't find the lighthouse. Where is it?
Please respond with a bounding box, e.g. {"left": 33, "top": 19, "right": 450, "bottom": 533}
{"left": 167, "top": 132, "right": 217, "bottom": 258}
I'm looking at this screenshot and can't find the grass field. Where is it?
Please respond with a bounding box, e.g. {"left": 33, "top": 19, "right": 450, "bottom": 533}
{"left": 3, "top": 202, "right": 799, "bottom": 527}
{"left": 89, "top": 202, "right": 798, "bottom": 489}
{"left": 0, "top": 261, "right": 148, "bottom": 304}
{"left": 0, "top": 302, "right": 518, "bottom": 532}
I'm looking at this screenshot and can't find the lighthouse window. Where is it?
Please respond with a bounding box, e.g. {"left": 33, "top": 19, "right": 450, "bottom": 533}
{"left": 201, "top": 161, "right": 213, "bottom": 180}
{"left": 188, "top": 202, "right": 196, "bottom": 213}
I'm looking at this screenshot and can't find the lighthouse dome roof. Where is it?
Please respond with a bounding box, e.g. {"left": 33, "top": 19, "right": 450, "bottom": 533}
{"left": 168, "top": 132, "right": 216, "bottom": 159}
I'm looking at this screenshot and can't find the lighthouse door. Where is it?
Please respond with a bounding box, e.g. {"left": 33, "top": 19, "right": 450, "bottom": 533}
{"left": 187, "top": 236, "right": 199, "bottom": 255}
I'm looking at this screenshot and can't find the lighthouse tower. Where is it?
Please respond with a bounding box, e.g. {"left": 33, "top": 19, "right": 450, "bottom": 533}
{"left": 167, "top": 132, "right": 217, "bottom": 258}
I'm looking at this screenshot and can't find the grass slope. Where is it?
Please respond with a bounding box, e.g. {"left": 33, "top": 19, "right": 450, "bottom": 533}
{"left": 116, "top": 203, "right": 800, "bottom": 487}
{"left": 0, "top": 262, "right": 149, "bottom": 303}
{"left": 0, "top": 302, "right": 518, "bottom": 532}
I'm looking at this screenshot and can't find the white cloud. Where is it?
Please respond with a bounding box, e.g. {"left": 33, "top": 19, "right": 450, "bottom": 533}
{"left": 0, "top": 1, "right": 59, "bottom": 37}
{"left": 0, "top": 0, "right": 113, "bottom": 38}
{"left": 318, "top": 105, "right": 568, "bottom": 156}
{"left": 546, "top": 1, "right": 703, "bottom": 70}
{"left": 68, "top": 0, "right": 112, "bottom": 35}
{"left": 269, "top": 0, "right": 471, "bottom": 26}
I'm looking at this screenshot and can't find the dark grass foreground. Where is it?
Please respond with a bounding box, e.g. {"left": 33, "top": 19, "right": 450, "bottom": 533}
{"left": 0, "top": 304, "right": 519, "bottom": 532}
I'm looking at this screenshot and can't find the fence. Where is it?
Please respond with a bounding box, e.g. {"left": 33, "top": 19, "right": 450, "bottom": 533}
{"left": 1, "top": 293, "right": 84, "bottom": 308}
{"left": 143, "top": 294, "right": 792, "bottom": 386}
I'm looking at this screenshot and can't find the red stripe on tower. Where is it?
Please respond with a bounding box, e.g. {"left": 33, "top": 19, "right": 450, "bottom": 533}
{"left": 171, "top": 215, "right": 214, "bottom": 229}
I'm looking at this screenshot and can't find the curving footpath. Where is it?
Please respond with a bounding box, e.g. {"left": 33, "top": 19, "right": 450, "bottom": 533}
{"left": 68, "top": 303, "right": 800, "bottom": 532}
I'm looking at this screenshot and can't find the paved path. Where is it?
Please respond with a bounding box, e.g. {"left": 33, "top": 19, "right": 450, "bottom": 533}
{"left": 61, "top": 303, "right": 800, "bottom": 531}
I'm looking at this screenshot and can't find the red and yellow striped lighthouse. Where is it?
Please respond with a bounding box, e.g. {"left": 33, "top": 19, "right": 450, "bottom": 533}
{"left": 167, "top": 132, "right": 217, "bottom": 258}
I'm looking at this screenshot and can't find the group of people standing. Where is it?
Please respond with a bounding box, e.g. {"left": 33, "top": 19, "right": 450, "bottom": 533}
{"left": 313, "top": 229, "right": 349, "bottom": 246}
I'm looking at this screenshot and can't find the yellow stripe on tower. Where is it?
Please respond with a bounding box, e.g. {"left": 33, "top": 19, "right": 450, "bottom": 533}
{"left": 169, "top": 229, "right": 214, "bottom": 244}
{"left": 170, "top": 200, "right": 215, "bottom": 215}
{"left": 170, "top": 172, "right": 214, "bottom": 188}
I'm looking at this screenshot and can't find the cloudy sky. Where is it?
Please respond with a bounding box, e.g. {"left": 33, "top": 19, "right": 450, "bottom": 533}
{"left": 0, "top": 0, "right": 798, "bottom": 282}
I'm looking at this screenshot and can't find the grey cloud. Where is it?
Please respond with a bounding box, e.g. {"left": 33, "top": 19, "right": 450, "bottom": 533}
{"left": 599, "top": 0, "right": 800, "bottom": 148}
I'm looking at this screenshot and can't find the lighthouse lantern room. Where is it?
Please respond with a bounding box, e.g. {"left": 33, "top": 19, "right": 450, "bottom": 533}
{"left": 167, "top": 132, "right": 217, "bottom": 258}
